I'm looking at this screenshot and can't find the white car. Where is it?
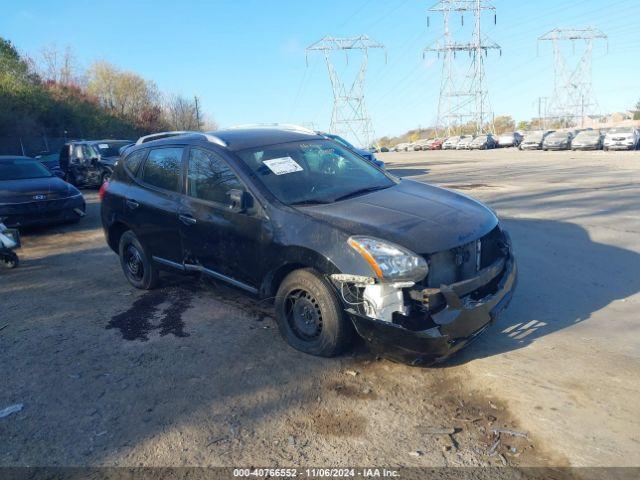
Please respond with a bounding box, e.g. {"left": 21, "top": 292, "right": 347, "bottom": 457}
{"left": 603, "top": 127, "right": 639, "bottom": 151}
{"left": 442, "top": 136, "right": 460, "bottom": 150}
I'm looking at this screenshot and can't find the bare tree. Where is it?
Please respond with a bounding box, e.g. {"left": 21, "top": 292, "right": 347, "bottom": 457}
{"left": 164, "top": 94, "right": 200, "bottom": 131}
{"left": 87, "top": 61, "right": 161, "bottom": 122}
{"left": 37, "top": 44, "right": 81, "bottom": 85}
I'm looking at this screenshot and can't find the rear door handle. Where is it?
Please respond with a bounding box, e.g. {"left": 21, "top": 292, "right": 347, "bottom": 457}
{"left": 179, "top": 213, "right": 197, "bottom": 225}
{"left": 126, "top": 199, "right": 140, "bottom": 209}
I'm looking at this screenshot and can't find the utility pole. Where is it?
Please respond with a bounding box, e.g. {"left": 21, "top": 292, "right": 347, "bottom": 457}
{"left": 538, "top": 27, "right": 607, "bottom": 127}
{"left": 194, "top": 96, "right": 201, "bottom": 131}
{"left": 426, "top": 0, "right": 501, "bottom": 136}
{"left": 306, "top": 36, "right": 385, "bottom": 148}
{"left": 537, "top": 96, "right": 548, "bottom": 130}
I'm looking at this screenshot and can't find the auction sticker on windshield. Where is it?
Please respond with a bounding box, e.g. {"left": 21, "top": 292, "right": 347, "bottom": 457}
{"left": 263, "top": 157, "right": 303, "bottom": 175}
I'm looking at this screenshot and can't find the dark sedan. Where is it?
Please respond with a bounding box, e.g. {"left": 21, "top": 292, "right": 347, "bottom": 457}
{"left": 0, "top": 156, "right": 86, "bottom": 228}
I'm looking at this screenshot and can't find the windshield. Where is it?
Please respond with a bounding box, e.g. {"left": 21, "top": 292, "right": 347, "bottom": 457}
{"left": 325, "top": 134, "right": 356, "bottom": 150}
{"left": 548, "top": 132, "right": 568, "bottom": 139}
{"left": 92, "top": 141, "right": 131, "bottom": 157}
{"left": 471, "top": 136, "right": 486, "bottom": 143}
{"left": 576, "top": 131, "right": 600, "bottom": 139}
{"left": 446, "top": 136, "right": 460, "bottom": 143}
{"left": 235, "top": 139, "right": 395, "bottom": 205}
{"left": 608, "top": 128, "right": 633, "bottom": 134}
{"left": 524, "top": 132, "right": 544, "bottom": 142}
{"left": 0, "top": 160, "right": 53, "bottom": 180}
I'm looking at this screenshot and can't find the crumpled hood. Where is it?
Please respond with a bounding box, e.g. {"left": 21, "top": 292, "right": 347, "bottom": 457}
{"left": 0, "top": 176, "right": 79, "bottom": 203}
{"left": 299, "top": 179, "right": 498, "bottom": 254}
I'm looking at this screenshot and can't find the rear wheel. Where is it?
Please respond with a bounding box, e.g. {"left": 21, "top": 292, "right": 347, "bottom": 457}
{"left": 118, "top": 231, "right": 159, "bottom": 289}
{"left": 275, "top": 268, "right": 353, "bottom": 357}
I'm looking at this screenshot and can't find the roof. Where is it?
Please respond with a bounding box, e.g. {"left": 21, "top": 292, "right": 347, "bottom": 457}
{"left": 131, "top": 128, "right": 321, "bottom": 152}
{"left": 0, "top": 155, "right": 34, "bottom": 162}
{"left": 213, "top": 128, "right": 320, "bottom": 151}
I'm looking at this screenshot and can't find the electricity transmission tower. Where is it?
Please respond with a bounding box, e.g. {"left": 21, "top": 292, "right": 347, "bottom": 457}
{"left": 306, "top": 36, "right": 385, "bottom": 148}
{"left": 538, "top": 27, "right": 608, "bottom": 127}
{"left": 425, "top": 0, "right": 501, "bottom": 135}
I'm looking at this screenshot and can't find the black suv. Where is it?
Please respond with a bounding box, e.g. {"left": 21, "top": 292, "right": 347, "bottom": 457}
{"left": 101, "top": 127, "right": 517, "bottom": 364}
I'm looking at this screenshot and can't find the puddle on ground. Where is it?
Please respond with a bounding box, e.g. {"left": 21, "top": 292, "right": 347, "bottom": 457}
{"left": 107, "top": 287, "right": 194, "bottom": 341}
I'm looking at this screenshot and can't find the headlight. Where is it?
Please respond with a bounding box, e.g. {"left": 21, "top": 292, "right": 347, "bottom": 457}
{"left": 348, "top": 236, "right": 428, "bottom": 282}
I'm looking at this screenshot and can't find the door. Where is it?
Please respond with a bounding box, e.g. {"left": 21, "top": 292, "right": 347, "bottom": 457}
{"left": 126, "top": 146, "right": 185, "bottom": 264}
{"left": 179, "top": 146, "right": 265, "bottom": 290}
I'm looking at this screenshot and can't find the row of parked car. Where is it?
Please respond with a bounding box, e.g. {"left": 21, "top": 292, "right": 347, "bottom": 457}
{"left": 392, "top": 127, "right": 640, "bottom": 152}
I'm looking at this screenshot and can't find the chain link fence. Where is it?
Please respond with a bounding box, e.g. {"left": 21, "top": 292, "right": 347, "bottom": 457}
{"left": 0, "top": 135, "right": 67, "bottom": 157}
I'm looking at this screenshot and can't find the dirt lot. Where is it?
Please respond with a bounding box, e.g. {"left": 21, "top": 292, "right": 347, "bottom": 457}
{"left": 1, "top": 148, "right": 639, "bottom": 471}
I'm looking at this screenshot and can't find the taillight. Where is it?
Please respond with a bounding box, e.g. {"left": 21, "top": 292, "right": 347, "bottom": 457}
{"left": 99, "top": 181, "right": 109, "bottom": 201}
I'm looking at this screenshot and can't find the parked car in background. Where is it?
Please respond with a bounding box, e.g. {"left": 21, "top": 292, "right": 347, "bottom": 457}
{"left": 34, "top": 152, "right": 65, "bottom": 178}
{"left": 427, "top": 138, "right": 444, "bottom": 150}
{"left": 89, "top": 140, "right": 133, "bottom": 182}
{"left": 456, "top": 135, "right": 474, "bottom": 150}
{"left": 59, "top": 141, "right": 104, "bottom": 187}
{"left": 543, "top": 131, "right": 574, "bottom": 151}
{"left": 379, "top": 146, "right": 389, "bottom": 153}
{"left": 571, "top": 130, "right": 604, "bottom": 150}
{"left": 520, "top": 131, "right": 553, "bottom": 150}
{"left": 442, "top": 136, "right": 460, "bottom": 150}
{"left": 603, "top": 127, "right": 639, "bottom": 151}
{"left": 0, "top": 156, "right": 85, "bottom": 228}
{"left": 318, "top": 132, "right": 385, "bottom": 169}
{"left": 101, "top": 127, "right": 516, "bottom": 364}
{"left": 469, "top": 134, "right": 497, "bottom": 150}
{"left": 393, "top": 143, "right": 410, "bottom": 152}
{"left": 497, "top": 132, "right": 523, "bottom": 148}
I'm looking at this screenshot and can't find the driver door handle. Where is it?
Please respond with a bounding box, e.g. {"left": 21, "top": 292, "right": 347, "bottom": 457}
{"left": 126, "top": 199, "right": 140, "bottom": 210}
{"left": 179, "top": 213, "right": 197, "bottom": 225}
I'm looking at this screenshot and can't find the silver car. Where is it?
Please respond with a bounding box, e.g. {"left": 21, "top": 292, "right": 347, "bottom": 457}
{"left": 456, "top": 135, "right": 474, "bottom": 150}
{"left": 571, "top": 130, "right": 603, "bottom": 150}
{"left": 543, "top": 131, "right": 574, "bottom": 151}
{"left": 520, "top": 130, "right": 553, "bottom": 150}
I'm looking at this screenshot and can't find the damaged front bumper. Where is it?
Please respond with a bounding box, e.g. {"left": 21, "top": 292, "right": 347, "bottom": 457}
{"left": 344, "top": 246, "right": 517, "bottom": 366}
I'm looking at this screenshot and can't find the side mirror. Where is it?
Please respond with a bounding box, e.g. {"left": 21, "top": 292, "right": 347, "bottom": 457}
{"left": 90, "top": 157, "right": 99, "bottom": 166}
{"left": 53, "top": 169, "right": 66, "bottom": 178}
{"left": 227, "top": 189, "right": 252, "bottom": 213}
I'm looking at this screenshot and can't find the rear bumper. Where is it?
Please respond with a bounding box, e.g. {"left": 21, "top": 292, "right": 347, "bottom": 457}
{"left": 349, "top": 252, "right": 517, "bottom": 366}
{"left": 0, "top": 195, "right": 86, "bottom": 228}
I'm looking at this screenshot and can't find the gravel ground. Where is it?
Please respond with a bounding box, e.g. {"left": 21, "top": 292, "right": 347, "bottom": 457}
{"left": 1, "top": 148, "right": 638, "bottom": 471}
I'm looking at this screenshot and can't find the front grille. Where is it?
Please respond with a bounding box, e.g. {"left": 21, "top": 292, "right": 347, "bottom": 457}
{"left": 423, "top": 226, "right": 505, "bottom": 288}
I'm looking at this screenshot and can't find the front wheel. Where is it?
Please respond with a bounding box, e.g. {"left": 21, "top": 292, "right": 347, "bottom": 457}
{"left": 118, "top": 231, "right": 159, "bottom": 289}
{"left": 1, "top": 251, "right": 19, "bottom": 269}
{"left": 101, "top": 171, "right": 111, "bottom": 185}
{"left": 275, "top": 268, "right": 353, "bottom": 357}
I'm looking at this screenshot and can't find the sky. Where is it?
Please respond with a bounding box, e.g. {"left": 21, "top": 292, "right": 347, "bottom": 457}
{"left": 2, "top": 0, "right": 639, "bottom": 141}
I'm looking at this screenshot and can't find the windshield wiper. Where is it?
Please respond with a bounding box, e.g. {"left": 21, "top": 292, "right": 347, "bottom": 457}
{"left": 332, "top": 185, "right": 391, "bottom": 202}
{"left": 290, "top": 199, "right": 333, "bottom": 206}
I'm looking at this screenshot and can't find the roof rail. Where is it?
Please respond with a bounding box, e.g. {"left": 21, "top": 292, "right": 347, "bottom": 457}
{"left": 224, "top": 123, "right": 317, "bottom": 135}
{"left": 135, "top": 131, "right": 227, "bottom": 147}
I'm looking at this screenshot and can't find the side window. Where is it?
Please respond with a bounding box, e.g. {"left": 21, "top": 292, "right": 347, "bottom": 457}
{"left": 187, "top": 148, "right": 243, "bottom": 204}
{"left": 124, "top": 150, "right": 146, "bottom": 176}
{"left": 141, "top": 147, "right": 183, "bottom": 192}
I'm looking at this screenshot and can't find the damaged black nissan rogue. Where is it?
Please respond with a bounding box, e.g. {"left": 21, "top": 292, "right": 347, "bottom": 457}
{"left": 101, "top": 126, "right": 517, "bottom": 365}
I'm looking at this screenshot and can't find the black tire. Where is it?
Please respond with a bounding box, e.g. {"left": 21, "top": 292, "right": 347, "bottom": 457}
{"left": 1, "top": 251, "right": 19, "bottom": 269}
{"left": 101, "top": 170, "right": 111, "bottom": 185}
{"left": 275, "top": 268, "right": 353, "bottom": 357}
{"left": 118, "top": 230, "right": 159, "bottom": 289}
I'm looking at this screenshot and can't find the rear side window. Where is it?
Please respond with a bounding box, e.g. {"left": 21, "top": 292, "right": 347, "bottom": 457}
{"left": 141, "top": 147, "right": 183, "bottom": 192}
{"left": 187, "top": 148, "right": 243, "bottom": 204}
{"left": 123, "top": 150, "right": 146, "bottom": 176}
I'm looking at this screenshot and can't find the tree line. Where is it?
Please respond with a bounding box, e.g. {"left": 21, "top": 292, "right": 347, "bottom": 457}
{"left": 0, "top": 37, "right": 215, "bottom": 148}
